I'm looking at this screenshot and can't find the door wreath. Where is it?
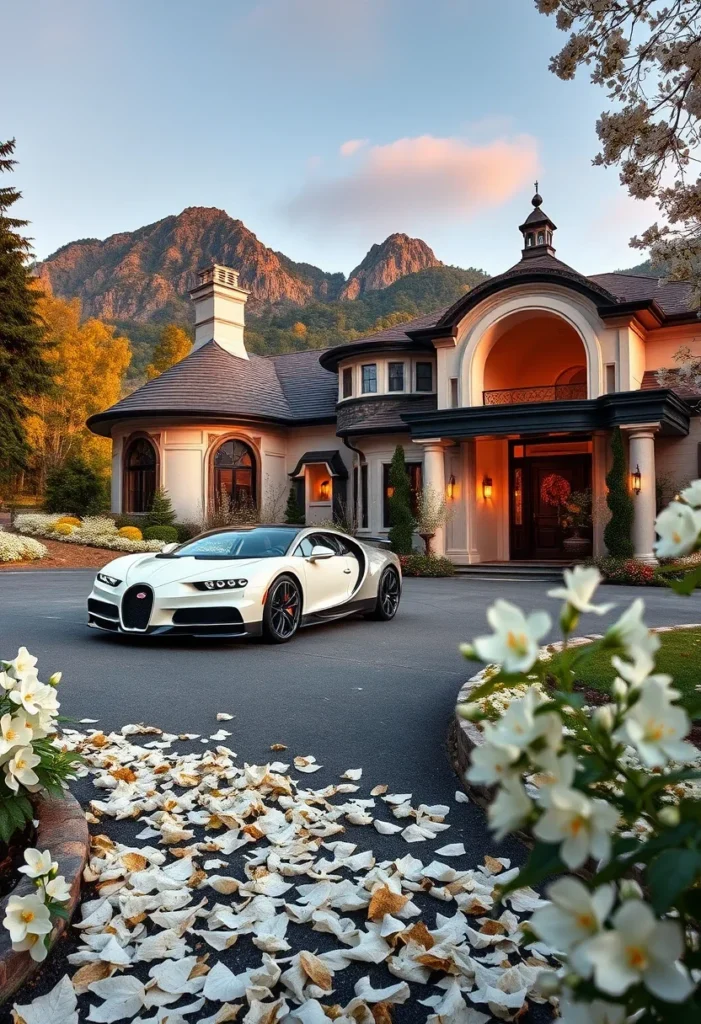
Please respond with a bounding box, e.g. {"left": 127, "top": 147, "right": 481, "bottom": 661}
{"left": 540, "top": 473, "right": 571, "bottom": 508}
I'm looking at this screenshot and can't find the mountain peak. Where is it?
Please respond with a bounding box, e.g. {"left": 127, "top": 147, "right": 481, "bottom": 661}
{"left": 340, "top": 233, "right": 442, "bottom": 300}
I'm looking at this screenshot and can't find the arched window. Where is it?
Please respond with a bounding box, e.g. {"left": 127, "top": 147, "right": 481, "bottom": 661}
{"left": 537, "top": 232, "right": 545, "bottom": 245}
{"left": 124, "top": 437, "right": 157, "bottom": 513}
{"left": 213, "top": 439, "right": 256, "bottom": 510}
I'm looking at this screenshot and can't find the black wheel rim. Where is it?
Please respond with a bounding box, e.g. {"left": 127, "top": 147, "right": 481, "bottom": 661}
{"left": 270, "top": 580, "right": 300, "bottom": 638}
{"left": 380, "top": 570, "right": 400, "bottom": 616}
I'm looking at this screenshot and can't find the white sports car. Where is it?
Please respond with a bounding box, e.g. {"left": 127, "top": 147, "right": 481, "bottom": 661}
{"left": 87, "top": 525, "right": 401, "bottom": 643}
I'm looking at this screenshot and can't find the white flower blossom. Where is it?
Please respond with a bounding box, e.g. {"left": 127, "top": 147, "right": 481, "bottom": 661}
{"left": 530, "top": 877, "right": 614, "bottom": 977}
{"left": 533, "top": 787, "right": 619, "bottom": 869}
{"left": 614, "top": 678, "right": 696, "bottom": 767}
{"left": 12, "top": 932, "right": 49, "bottom": 962}
{"left": 2, "top": 893, "right": 52, "bottom": 943}
{"left": 4, "top": 747, "right": 41, "bottom": 793}
{"left": 610, "top": 649, "right": 655, "bottom": 690}
{"left": 18, "top": 848, "right": 58, "bottom": 880}
{"left": 473, "top": 600, "right": 551, "bottom": 674}
{"left": 0, "top": 712, "right": 33, "bottom": 758}
{"left": 482, "top": 687, "right": 562, "bottom": 761}
{"left": 487, "top": 776, "right": 533, "bottom": 840}
{"left": 558, "top": 994, "right": 626, "bottom": 1024}
{"left": 653, "top": 501, "right": 701, "bottom": 559}
{"left": 585, "top": 900, "right": 693, "bottom": 1002}
{"left": 605, "top": 599, "right": 660, "bottom": 660}
{"left": 547, "top": 566, "right": 614, "bottom": 615}
{"left": 466, "top": 741, "right": 519, "bottom": 786}
{"left": 679, "top": 478, "right": 701, "bottom": 508}
{"left": 5, "top": 646, "right": 38, "bottom": 680}
{"left": 8, "top": 675, "right": 45, "bottom": 716}
{"left": 45, "top": 875, "right": 71, "bottom": 902}
{"left": 0, "top": 670, "right": 15, "bottom": 691}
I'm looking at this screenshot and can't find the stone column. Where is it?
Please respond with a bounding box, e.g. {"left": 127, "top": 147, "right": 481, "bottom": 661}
{"left": 624, "top": 425, "right": 659, "bottom": 564}
{"left": 415, "top": 439, "right": 448, "bottom": 556}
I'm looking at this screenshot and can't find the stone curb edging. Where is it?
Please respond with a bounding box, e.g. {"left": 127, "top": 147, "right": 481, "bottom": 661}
{"left": 454, "top": 624, "right": 701, "bottom": 804}
{"left": 0, "top": 790, "right": 89, "bottom": 1005}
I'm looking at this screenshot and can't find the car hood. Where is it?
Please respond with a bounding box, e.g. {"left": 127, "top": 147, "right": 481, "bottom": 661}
{"left": 121, "top": 555, "right": 274, "bottom": 587}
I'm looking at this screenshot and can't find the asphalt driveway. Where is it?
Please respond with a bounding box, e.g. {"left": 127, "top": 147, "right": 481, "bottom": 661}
{"left": 0, "top": 571, "right": 699, "bottom": 1020}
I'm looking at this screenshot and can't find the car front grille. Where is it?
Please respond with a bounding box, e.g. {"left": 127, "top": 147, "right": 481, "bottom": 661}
{"left": 172, "top": 607, "right": 244, "bottom": 627}
{"left": 121, "top": 584, "right": 154, "bottom": 631}
{"left": 87, "top": 598, "right": 119, "bottom": 621}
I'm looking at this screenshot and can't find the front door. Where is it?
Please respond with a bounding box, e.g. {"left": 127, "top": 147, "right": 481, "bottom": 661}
{"left": 510, "top": 448, "right": 591, "bottom": 560}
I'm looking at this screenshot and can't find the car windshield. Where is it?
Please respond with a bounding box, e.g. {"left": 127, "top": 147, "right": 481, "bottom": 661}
{"left": 173, "top": 527, "right": 300, "bottom": 559}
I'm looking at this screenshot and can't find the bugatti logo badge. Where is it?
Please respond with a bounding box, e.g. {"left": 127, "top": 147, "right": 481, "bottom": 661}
{"left": 136, "top": 592, "right": 147, "bottom": 599}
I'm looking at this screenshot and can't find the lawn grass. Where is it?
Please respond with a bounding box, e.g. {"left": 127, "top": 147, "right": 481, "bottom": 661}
{"left": 549, "top": 628, "right": 701, "bottom": 717}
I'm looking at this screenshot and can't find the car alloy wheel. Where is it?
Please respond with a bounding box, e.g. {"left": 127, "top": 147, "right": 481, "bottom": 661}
{"left": 267, "top": 576, "right": 301, "bottom": 642}
{"left": 380, "top": 568, "right": 400, "bottom": 618}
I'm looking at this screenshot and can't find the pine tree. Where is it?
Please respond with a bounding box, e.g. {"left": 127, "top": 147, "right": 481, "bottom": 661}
{"left": 284, "top": 485, "right": 305, "bottom": 524}
{"left": 0, "top": 139, "right": 52, "bottom": 482}
{"left": 146, "top": 324, "right": 192, "bottom": 379}
{"left": 146, "top": 487, "right": 176, "bottom": 527}
{"left": 387, "top": 445, "right": 414, "bottom": 555}
{"left": 604, "top": 426, "right": 634, "bottom": 558}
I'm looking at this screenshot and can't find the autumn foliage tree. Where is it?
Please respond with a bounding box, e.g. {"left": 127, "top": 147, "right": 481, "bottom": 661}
{"left": 0, "top": 139, "right": 52, "bottom": 483}
{"left": 146, "top": 324, "right": 191, "bottom": 379}
{"left": 536, "top": 1, "right": 701, "bottom": 302}
{"left": 25, "top": 292, "right": 131, "bottom": 484}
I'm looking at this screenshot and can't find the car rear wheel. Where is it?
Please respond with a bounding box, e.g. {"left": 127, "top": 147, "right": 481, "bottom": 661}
{"left": 262, "top": 574, "right": 302, "bottom": 643}
{"left": 366, "top": 567, "right": 401, "bottom": 621}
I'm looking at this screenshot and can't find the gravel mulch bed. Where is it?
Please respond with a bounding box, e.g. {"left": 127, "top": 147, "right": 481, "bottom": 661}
{"left": 0, "top": 537, "right": 117, "bottom": 571}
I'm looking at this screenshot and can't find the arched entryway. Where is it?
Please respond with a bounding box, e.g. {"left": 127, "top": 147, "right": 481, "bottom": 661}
{"left": 212, "top": 438, "right": 257, "bottom": 510}
{"left": 124, "top": 437, "right": 157, "bottom": 513}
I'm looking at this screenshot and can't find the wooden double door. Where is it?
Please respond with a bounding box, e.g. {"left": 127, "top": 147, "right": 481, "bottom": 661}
{"left": 509, "top": 446, "right": 592, "bottom": 561}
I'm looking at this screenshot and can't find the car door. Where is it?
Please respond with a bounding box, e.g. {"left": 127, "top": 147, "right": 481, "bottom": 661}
{"left": 293, "top": 533, "right": 350, "bottom": 614}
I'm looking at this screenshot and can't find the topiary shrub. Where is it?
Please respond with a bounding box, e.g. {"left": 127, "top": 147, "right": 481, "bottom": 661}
{"left": 145, "top": 487, "right": 176, "bottom": 528}
{"left": 44, "top": 457, "right": 108, "bottom": 516}
{"left": 143, "top": 525, "right": 178, "bottom": 543}
{"left": 387, "top": 446, "right": 415, "bottom": 555}
{"left": 118, "top": 525, "right": 143, "bottom": 541}
{"left": 56, "top": 515, "right": 81, "bottom": 527}
{"left": 284, "top": 485, "right": 305, "bottom": 525}
{"left": 604, "top": 426, "right": 634, "bottom": 557}
{"left": 399, "top": 554, "right": 455, "bottom": 577}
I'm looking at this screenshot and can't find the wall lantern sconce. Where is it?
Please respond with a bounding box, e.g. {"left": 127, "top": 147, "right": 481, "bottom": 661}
{"left": 482, "top": 476, "right": 493, "bottom": 500}
{"left": 631, "top": 465, "right": 642, "bottom": 496}
{"left": 386, "top": 485, "right": 395, "bottom": 499}
{"left": 319, "top": 479, "right": 331, "bottom": 502}
{"left": 447, "top": 474, "right": 456, "bottom": 500}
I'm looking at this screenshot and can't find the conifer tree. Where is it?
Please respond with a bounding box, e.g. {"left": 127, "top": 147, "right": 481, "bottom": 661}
{"left": 146, "top": 487, "right": 176, "bottom": 527}
{"left": 387, "top": 445, "right": 415, "bottom": 555}
{"left": 146, "top": 324, "right": 192, "bottom": 379}
{"left": 284, "top": 485, "right": 305, "bottom": 524}
{"left": 604, "top": 426, "right": 634, "bottom": 558}
{"left": 0, "top": 139, "right": 52, "bottom": 482}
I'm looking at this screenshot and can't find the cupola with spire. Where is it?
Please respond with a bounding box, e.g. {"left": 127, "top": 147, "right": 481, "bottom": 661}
{"left": 519, "top": 183, "right": 556, "bottom": 259}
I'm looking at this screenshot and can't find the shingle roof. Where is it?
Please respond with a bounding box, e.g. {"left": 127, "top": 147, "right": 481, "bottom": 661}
{"left": 588, "top": 272, "right": 695, "bottom": 316}
{"left": 641, "top": 368, "right": 701, "bottom": 400}
{"left": 87, "top": 342, "right": 338, "bottom": 435}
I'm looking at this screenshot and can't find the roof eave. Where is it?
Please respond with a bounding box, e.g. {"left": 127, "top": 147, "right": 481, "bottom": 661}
{"left": 87, "top": 408, "right": 337, "bottom": 437}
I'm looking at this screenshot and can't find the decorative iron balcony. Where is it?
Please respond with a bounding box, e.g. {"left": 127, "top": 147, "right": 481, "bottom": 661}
{"left": 483, "top": 383, "right": 587, "bottom": 406}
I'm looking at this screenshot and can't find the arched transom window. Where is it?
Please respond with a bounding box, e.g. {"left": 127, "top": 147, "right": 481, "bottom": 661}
{"left": 124, "top": 437, "right": 157, "bottom": 513}
{"left": 213, "top": 439, "right": 256, "bottom": 509}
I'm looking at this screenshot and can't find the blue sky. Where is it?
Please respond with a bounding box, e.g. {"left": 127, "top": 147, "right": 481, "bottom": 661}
{"left": 4, "top": 0, "right": 655, "bottom": 277}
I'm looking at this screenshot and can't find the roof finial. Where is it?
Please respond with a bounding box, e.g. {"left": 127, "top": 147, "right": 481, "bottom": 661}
{"left": 532, "top": 182, "right": 543, "bottom": 208}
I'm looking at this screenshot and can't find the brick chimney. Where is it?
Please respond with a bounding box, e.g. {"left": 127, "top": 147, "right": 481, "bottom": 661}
{"left": 189, "top": 264, "right": 250, "bottom": 360}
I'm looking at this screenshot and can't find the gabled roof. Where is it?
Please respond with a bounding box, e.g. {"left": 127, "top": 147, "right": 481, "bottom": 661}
{"left": 88, "top": 342, "right": 338, "bottom": 436}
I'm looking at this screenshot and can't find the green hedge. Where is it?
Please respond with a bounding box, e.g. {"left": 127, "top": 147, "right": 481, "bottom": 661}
{"left": 142, "top": 525, "right": 179, "bottom": 543}
{"left": 400, "top": 554, "right": 455, "bottom": 577}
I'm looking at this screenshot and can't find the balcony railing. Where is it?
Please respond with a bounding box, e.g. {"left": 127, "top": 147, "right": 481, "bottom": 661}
{"left": 483, "top": 383, "right": 587, "bottom": 406}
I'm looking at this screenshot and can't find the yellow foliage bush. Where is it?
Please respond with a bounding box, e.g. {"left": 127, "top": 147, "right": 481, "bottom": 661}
{"left": 56, "top": 516, "right": 81, "bottom": 527}
{"left": 53, "top": 523, "right": 75, "bottom": 536}
{"left": 118, "top": 525, "right": 143, "bottom": 541}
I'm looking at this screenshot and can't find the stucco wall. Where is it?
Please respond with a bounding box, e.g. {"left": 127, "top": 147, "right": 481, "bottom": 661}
{"left": 656, "top": 419, "right": 701, "bottom": 493}
{"left": 482, "top": 315, "right": 587, "bottom": 394}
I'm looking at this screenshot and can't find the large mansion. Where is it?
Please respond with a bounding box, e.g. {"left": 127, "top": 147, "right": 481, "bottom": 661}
{"left": 88, "top": 191, "right": 701, "bottom": 564}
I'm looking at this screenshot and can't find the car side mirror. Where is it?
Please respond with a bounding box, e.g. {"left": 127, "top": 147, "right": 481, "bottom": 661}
{"left": 162, "top": 542, "right": 178, "bottom": 553}
{"left": 308, "top": 544, "right": 334, "bottom": 562}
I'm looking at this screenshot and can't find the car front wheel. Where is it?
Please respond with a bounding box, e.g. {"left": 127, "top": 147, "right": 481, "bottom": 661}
{"left": 262, "top": 574, "right": 302, "bottom": 643}
{"left": 367, "top": 567, "right": 401, "bottom": 621}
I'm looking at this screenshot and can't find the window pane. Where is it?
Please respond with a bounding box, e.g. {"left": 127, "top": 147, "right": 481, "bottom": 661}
{"left": 342, "top": 367, "right": 353, "bottom": 398}
{"left": 388, "top": 362, "right": 404, "bottom": 392}
{"left": 361, "top": 364, "right": 377, "bottom": 394}
{"left": 415, "top": 362, "right": 433, "bottom": 392}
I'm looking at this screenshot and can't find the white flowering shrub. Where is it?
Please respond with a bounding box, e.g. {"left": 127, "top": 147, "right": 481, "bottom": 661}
{"left": 0, "top": 649, "right": 79, "bottom": 845}
{"left": 0, "top": 530, "right": 47, "bottom": 563}
{"left": 457, "top": 482, "right": 701, "bottom": 1021}
{"left": 2, "top": 847, "right": 71, "bottom": 962}
{"left": 14, "top": 513, "right": 164, "bottom": 553}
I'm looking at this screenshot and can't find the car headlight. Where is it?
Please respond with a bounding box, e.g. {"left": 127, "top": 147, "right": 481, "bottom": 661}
{"left": 193, "top": 579, "right": 248, "bottom": 592}
{"left": 97, "top": 572, "right": 121, "bottom": 587}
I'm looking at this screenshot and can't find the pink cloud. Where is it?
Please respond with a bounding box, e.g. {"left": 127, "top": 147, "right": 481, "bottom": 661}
{"left": 340, "top": 138, "right": 369, "bottom": 158}
{"left": 284, "top": 134, "right": 539, "bottom": 234}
